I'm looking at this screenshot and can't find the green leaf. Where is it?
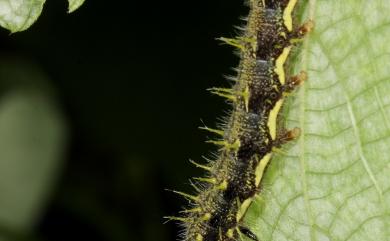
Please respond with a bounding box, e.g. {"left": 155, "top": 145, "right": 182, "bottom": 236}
{"left": 68, "top": 0, "right": 85, "bottom": 13}
{"left": 0, "top": 59, "right": 67, "bottom": 236}
{"left": 0, "top": 0, "right": 45, "bottom": 33}
{"left": 0, "top": 0, "right": 86, "bottom": 32}
{"left": 244, "top": 1, "right": 390, "bottom": 240}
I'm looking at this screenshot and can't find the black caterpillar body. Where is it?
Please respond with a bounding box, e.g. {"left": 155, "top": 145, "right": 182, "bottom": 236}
{"left": 168, "top": 1, "right": 313, "bottom": 241}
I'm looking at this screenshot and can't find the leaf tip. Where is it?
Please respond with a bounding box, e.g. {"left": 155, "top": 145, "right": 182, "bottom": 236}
{"left": 68, "top": 0, "right": 86, "bottom": 13}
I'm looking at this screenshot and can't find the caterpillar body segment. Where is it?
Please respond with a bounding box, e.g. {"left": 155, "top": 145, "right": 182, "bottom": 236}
{"left": 171, "top": 1, "right": 313, "bottom": 240}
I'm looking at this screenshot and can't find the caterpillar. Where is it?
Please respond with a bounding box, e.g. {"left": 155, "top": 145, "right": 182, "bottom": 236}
{"left": 167, "top": 1, "right": 313, "bottom": 240}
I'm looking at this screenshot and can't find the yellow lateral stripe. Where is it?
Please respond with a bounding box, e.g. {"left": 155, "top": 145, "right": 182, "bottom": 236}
{"left": 267, "top": 99, "right": 284, "bottom": 140}
{"left": 196, "top": 234, "right": 203, "bottom": 241}
{"left": 283, "top": 0, "right": 298, "bottom": 32}
{"left": 226, "top": 228, "right": 235, "bottom": 238}
{"left": 255, "top": 153, "right": 272, "bottom": 186}
{"left": 236, "top": 198, "right": 253, "bottom": 222}
{"left": 274, "top": 46, "right": 291, "bottom": 85}
{"left": 202, "top": 213, "right": 211, "bottom": 221}
{"left": 216, "top": 180, "right": 228, "bottom": 190}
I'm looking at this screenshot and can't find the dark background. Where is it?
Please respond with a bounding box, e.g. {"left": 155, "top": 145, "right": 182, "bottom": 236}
{"left": 0, "top": 1, "right": 247, "bottom": 241}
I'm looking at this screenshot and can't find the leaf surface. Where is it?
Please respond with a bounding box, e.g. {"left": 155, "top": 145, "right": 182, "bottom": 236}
{"left": 0, "top": 0, "right": 86, "bottom": 32}
{"left": 68, "top": 0, "right": 85, "bottom": 13}
{"left": 0, "top": 0, "right": 45, "bottom": 32}
{"left": 244, "top": 1, "right": 390, "bottom": 240}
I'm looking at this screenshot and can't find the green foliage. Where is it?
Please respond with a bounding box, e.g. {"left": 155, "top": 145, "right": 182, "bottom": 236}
{"left": 0, "top": 0, "right": 85, "bottom": 32}
{"left": 0, "top": 59, "right": 67, "bottom": 239}
{"left": 244, "top": 0, "right": 390, "bottom": 240}
{"left": 68, "top": 0, "right": 85, "bottom": 13}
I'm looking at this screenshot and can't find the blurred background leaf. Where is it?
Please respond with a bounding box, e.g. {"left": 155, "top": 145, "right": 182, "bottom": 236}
{"left": 0, "top": 58, "right": 67, "bottom": 240}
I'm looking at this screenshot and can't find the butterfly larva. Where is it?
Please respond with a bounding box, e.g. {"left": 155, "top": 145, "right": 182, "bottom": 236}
{"left": 166, "top": 1, "right": 314, "bottom": 240}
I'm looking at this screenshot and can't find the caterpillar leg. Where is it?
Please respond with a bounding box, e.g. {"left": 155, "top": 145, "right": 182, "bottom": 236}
{"left": 284, "top": 70, "right": 307, "bottom": 93}
{"left": 289, "top": 19, "right": 315, "bottom": 43}
{"left": 275, "top": 127, "right": 301, "bottom": 147}
{"left": 297, "top": 20, "right": 315, "bottom": 37}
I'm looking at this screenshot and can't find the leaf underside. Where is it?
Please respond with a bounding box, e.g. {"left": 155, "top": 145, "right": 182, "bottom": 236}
{"left": 244, "top": 1, "right": 390, "bottom": 241}
{"left": 0, "top": 0, "right": 85, "bottom": 32}
{"left": 68, "top": 0, "right": 85, "bottom": 13}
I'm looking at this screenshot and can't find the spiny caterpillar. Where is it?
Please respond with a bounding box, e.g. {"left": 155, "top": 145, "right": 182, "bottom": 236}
{"left": 167, "top": 0, "right": 313, "bottom": 240}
